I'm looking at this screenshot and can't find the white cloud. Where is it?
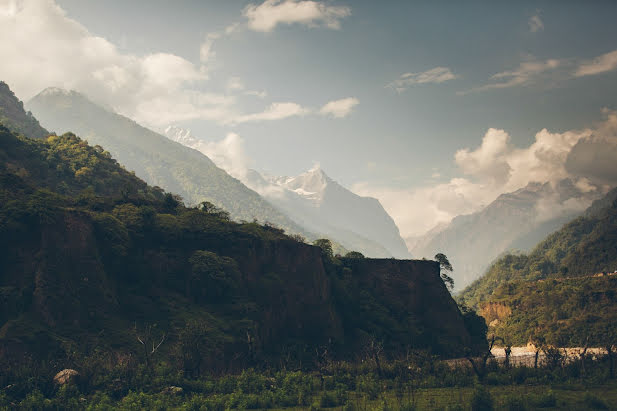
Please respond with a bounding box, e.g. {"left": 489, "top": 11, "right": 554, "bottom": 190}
{"left": 468, "top": 59, "right": 561, "bottom": 92}
{"left": 235, "top": 102, "right": 309, "bottom": 123}
{"left": 528, "top": 14, "right": 543, "bottom": 33}
{"left": 164, "top": 127, "right": 250, "bottom": 181}
{"left": 243, "top": 0, "right": 351, "bottom": 32}
{"left": 199, "top": 32, "right": 220, "bottom": 64}
{"left": 319, "top": 97, "right": 359, "bottom": 118}
{"left": 575, "top": 49, "right": 617, "bottom": 77}
{"left": 0, "top": 0, "right": 243, "bottom": 128}
{"left": 227, "top": 76, "right": 245, "bottom": 91}
{"left": 353, "top": 118, "right": 603, "bottom": 238}
{"left": 455, "top": 128, "right": 512, "bottom": 185}
{"left": 387, "top": 67, "right": 457, "bottom": 92}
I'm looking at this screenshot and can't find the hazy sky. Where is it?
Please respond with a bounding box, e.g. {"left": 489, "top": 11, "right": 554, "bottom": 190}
{"left": 1, "top": 0, "right": 617, "bottom": 237}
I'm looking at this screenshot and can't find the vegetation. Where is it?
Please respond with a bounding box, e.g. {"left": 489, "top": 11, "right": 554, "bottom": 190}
{"left": 460, "top": 187, "right": 617, "bottom": 310}
{"left": 0, "top": 81, "right": 48, "bottom": 139}
{"left": 0, "top": 121, "right": 480, "bottom": 368}
{"left": 26, "top": 87, "right": 314, "bottom": 237}
{"left": 2, "top": 351, "right": 617, "bottom": 409}
{"left": 478, "top": 276, "right": 617, "bottom": 348}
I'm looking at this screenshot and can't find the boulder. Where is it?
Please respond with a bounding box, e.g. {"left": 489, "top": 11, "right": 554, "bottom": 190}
{"left": 53, "top": 369, "right": 79, "bottom": 385}
{"left": 161, "top": 386, "right": 183, "bottom": 395}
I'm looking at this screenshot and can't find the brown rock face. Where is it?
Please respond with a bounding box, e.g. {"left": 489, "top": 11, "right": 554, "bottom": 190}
{"left": 479, "top": 302, "right": 512, "bottom": 325}
{"left": 53, "top": 369, "right": 79, "bottom": 385}
{"left": 1, "top": 210, "right": 475, "bottom": 365}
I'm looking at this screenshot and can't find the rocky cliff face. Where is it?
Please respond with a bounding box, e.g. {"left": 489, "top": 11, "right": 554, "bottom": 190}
{"left": 0, "top": 211, "right": 472, "bottom": 364}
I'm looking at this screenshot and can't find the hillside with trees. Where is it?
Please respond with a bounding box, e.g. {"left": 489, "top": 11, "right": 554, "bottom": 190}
{"left": 25, "top": 87, "right": 312, "bottom": 238}
{"left": 460, "top": 186, "right": 617, "bottom": 310}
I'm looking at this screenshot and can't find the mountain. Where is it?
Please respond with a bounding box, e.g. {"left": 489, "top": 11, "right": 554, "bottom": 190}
{"left": 25, "top": 88, "right": 309, "bottom": 236}
{"left": 0, "top": 85, "right": 480, "bottom": 372}
{"left": 0, "top": 81, "right": 48, "bottom": 139}
{"left": 164, "top": 126, "right": 410, "bottom": 258}
{"left": 460, "top": 186, "right": 617, "bottom": 347}
{"left": 408, "top": 179, "right": 605, "bottom": 290}
{"left": 460, "top": 185, "right": 617, "bottom": 310}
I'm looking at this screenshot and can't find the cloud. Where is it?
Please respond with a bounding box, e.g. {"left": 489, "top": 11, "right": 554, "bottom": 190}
{"left": 199, "top": 32, "right": 220, "bottom": 64}
{"left": 387, "top": 67, "right": 457, "bottom": 92}
{"left": 466, "top": 59, "right": 561, "bottom": 93}
{"left": 455, "top": 128, "right": 512, "bottom": 185}
{"left": 565, "top": 110, "right": 617, "bottom": 184}
{"left": 319, "top": 97, "right": 358, "bottom": 118}
{"left": 575, "top": 49, "right": 617, "bottom": 77}
{"left": 353, "top": 116, "right": 607, "bottom": 238}
{"left": 528, "top": 14, "right": 544, "bottom": 33}
{"left": 243, "top": 0, "right": 351, "bottom": 32}
{"left": 0, "top": 0, "right": 244, "bottom": 128}
{"left": 165, "top": 126, "right": 250, "bottom": 180}
{"left": 235, "top": 102, "right": 309, "bottom": 123}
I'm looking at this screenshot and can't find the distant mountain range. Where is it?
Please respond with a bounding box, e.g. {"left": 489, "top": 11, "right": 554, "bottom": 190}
{"left": 164, "top": 126, "right": 410, "bottom": 258}
{"left": 408, "top": 179, "right": 606, "bottom": 290}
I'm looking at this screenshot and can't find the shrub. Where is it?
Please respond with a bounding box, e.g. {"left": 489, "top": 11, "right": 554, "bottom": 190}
{"left": 584, "top": 392, "right": 608, "bottom": 410}
{"left": 503, "top": 395, "right": 526, "bottom": 411}
{"left": 529, "top": 390, "right": 556, "bottom": 408}
{"left": 470, "top": 386, "right": 493, "bottom": 411}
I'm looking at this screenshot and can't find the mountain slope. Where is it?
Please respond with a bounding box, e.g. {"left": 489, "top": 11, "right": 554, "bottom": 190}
{"left": 0, "top": 128, "right": 476, "bottom": 369}
{"left": 409, "top": 179, "right": 604, "bottom": 290}
{"left": 0, "top": 81, "right": 48, "bottom": 139}
{"left": 460, "top": 185, "right": 617, "bottom": 309}
{"left": 25, "top": 88, "right": 309, "bottom": 236}
{"left": 164, "top": 126, "right": 410, "bottom": 258}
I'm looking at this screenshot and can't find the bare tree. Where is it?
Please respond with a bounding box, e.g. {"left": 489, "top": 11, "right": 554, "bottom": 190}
{"left": 466, "top": 335, "right": 502, "bottom": 381}
{"left": 364, "top": 337, "right": 384, "bottom": 375}
{"left": 134, "top": 323, "right": 166, "bottom": 369}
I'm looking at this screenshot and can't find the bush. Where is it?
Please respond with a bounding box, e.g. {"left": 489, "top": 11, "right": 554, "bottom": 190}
{"left": 529, "top": 390, "right": 556, "bottom": 408}
{"left": 470, "top": 386, "right": 493, "bottom": 411}
{"left": 503, "top": 395, "right": 526, "bottom": 411}
{"left": 584, "top": 392, "right": 608, "bottom": 410}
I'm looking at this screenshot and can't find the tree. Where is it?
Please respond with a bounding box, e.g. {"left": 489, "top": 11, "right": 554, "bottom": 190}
{"left": 134, "top": 323, "right": 166, "bottom": 370}
{"left": 344, "top": 251, "right": 365, "bottom": 259}
{"left": 198, "top": 201, "right": 230, "bottom": 221}
{"left": 435, "top": 253, "right": 454, "bottom": 291}
{"left": 313, "top": 238, "right": 333, "bottom": 259}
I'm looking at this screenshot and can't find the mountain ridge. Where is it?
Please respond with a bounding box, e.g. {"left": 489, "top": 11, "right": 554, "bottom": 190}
{"left": 164, "top": 126, "right": 410, "bottom": 258}
{"left": 409, "top": 178, "right": 605, "bottom": 290}
{"left": 26, "top": 87, "right": 312, "bottom": 238}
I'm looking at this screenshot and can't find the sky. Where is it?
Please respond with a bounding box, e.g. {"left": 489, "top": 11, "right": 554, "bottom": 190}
{"left": 1, "top": 0, "right": 617, "bottom": 237}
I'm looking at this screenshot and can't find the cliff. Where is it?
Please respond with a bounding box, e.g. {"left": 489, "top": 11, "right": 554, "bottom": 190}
{"left": 1, "top": 208, "right": 473, "bottom": 366}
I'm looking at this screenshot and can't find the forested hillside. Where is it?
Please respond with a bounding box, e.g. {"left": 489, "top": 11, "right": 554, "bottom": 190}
{"left": 26, "top": 88, "right": 310, "bottom": 237}
{"left": 0, "top": 82, "right": 48, "bottom": 139}
{"left": 460, "top": 186, "right": 617, "bottom": 309}
{"left": 480, "top": 275, "right": 617, "bottom": 347}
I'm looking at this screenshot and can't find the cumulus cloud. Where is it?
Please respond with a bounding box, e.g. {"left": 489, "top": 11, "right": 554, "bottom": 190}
{"left": 0, "top": 0, "right": 243, "bottom": 128}
{"left": 243, "top": 0, "right": 351, "bottom": 32}
{"left": 455, "top": 128, "right": 512, "bottom": 185}
{"left": 353, "top": 116, "right": 608, "bottom": 238}
{"left": 575, "top": 49, "right": 617, "bottom": 77}
{"left": 387, "top": 67, "right": 457, "bottom": 92}
{"left": 528, "top": 14, "right": 544, "bottom": 33}
{"left": 235, "top": 102, "right": 309, "bottom": 123}
{"left": 566, "top": 110, "right": 617, "bottom": 184}
{"left": 319, "top": 97, "right": 359, "bottom": 118}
